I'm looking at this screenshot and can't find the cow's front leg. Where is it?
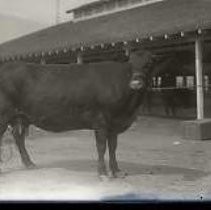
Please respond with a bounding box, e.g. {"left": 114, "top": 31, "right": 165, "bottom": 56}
{"left": 12, "top": 121, "right": 35, "bottom": 168}
{"left": 95, "top": 129, "right": 108, "bottom": 180}
{"left": 107, "top": 133, "right": 127, "bottom": 178}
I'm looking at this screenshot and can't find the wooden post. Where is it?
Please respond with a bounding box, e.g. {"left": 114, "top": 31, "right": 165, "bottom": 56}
{"left": 125, "top": 47, "right": 130, "bottom": 57}
{"left": 183, "top": 76, "right": 187, "bottom": 88}
{"left": 195, "top": 36, "right": 204, "bottom": 120}
{"left": 40, "top": 57, "right": 46, "bottom": 65}
{"left": 77, "top": 52, "right": 83, "bottom": 64}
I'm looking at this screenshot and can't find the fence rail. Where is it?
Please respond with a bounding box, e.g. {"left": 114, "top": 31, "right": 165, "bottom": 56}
{"left": 149, "top": 85, "right": 211, "bottom": 91}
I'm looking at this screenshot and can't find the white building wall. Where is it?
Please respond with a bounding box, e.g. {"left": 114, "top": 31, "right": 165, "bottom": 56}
{"left": 56, "top": 0, "right": 98, "bottom": 23}
{"left": 72, "top": 0, "right": 165, "bottom": 22}
{"left": 56, "top": 0, "right": 165, "bottom": 24}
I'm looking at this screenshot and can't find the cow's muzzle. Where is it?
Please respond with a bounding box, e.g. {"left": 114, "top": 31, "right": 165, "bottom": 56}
{"left": 129, "top": 73, "right": 145, "bottom": 90}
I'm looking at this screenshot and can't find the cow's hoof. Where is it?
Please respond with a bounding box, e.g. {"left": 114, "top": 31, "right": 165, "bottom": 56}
{"left": 111, "top": 170, "right": 128, "bottom": 179}
{"left": 98, "top": 175, "right": 110, "bottom": 182}
{"left": 25, "top": 162, "right": 37, "bottom": 169}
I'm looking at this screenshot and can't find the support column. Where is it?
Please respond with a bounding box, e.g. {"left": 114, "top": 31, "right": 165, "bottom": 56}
{"left": 195, "top": 36, "right": 204, "bottom": 120}
{"left": 181, "top": 34, "right": 211, "bottom": 140}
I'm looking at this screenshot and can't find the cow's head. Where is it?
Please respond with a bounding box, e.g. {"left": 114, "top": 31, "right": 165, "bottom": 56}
{"left": 128, "top": 50, "right": 154, "bottom": 90}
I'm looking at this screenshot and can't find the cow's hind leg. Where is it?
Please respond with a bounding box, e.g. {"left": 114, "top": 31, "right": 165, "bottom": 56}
{"left": 12, "top": 118, "right": 35, "bottom": 168}
{"left": 95, "top": 129, "right": 108, "bottom": 180}
{"left": 0, "top": 95, "right": 16, "bottom": 164}
{"left": 108, "top": 133, "right": 127, "bottom": 178}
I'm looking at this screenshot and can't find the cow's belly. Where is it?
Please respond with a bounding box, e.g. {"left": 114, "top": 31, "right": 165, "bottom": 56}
{"left": 24, "top": 106, "right": 99, "bottom": 132}
{"left": 34, "top": 119, "right": 93, "bottom": 132}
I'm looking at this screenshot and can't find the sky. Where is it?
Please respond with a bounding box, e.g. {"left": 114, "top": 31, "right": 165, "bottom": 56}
{"left": 0, "top": 0, "right": 96, "bottom": 25}
{"left": 0, "top": 0, "right": 96, "bottom": 43}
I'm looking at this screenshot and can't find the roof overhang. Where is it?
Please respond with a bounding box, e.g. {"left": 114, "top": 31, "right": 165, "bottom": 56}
{"left": 0, "top": 0, "right": 211, "bottom": 62}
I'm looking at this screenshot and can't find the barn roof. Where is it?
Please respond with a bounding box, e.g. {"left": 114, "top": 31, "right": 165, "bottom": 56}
{"left": 0, "top": 0, "right": 211, "bottom": 59}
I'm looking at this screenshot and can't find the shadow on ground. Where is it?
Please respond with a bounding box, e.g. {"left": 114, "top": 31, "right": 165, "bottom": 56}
{"left": 101, "top": 192, "right": 158, "bottom": 201}
{"left": 40, "top": 159, "right": 209, "bottom": 181}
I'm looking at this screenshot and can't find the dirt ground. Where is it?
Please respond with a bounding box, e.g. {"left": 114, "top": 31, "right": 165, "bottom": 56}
{"left": 0, "top": 115, "right": 211, "bottom": 201}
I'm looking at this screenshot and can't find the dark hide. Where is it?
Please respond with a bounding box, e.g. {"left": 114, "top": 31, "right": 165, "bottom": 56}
{"left": 0, "top": 51, "right": 153, "bottom": 178}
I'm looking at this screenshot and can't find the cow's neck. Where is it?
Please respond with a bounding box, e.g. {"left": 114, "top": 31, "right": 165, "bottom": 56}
{"left": 114, "top": 88, "right": 144, "bottom": 121}
{"left": 126, "top": 89, "right": 144, "bottom": 115}
{"left": 110, "top": 89, "right": 144, "bottom": 133}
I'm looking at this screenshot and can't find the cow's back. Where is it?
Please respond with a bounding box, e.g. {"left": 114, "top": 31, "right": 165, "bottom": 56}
{"left": 0, "top": 61, "right": 133, "bottom": 108}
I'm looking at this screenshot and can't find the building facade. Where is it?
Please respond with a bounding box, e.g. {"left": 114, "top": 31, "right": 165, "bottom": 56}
{"left": 66, "top": 0, "right": 164, "bottom": 22}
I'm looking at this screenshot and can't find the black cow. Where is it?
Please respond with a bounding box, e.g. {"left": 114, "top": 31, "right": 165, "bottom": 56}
{"left": 0, "top": 51, "right": 153, "bottom": 179}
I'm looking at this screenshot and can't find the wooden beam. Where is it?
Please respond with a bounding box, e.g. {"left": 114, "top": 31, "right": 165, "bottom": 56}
{"left": 195, "top": 36, "right": 204, "bottom": 120}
